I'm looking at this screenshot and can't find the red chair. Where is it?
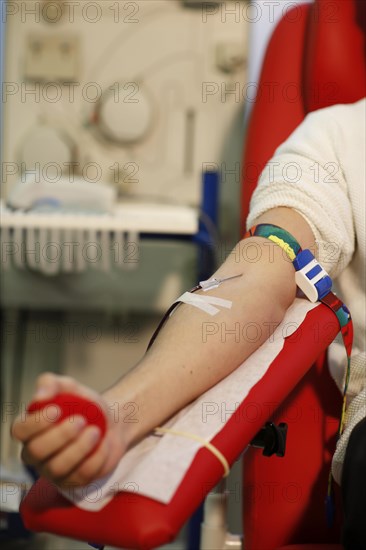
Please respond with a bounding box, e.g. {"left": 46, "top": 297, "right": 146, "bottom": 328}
{"left": 241, "top": 1, "right": 366, "bottom": 549}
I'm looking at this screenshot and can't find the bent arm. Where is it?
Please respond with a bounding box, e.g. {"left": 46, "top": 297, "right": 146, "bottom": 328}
{"left": 12, "top": 206, "right": 315, "bottom": 487}
{"left": 103, "top": 207, "right": 315, "bottom": 449}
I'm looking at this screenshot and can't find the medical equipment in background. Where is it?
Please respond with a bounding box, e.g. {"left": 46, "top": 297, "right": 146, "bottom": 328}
{"left": 199, "top": 482, "right": 242, "bottom": 549}
{"left": 2, "top": 1, "right": 248, "bottom": 206}
{"left": 1, "top": 0, "right": 247, "bottom": 290}
{"left": 6, "top": 175, "right": 116, "bottom": 213}
{"left": 1, "top": 1, "right": 247, "bottom": 546}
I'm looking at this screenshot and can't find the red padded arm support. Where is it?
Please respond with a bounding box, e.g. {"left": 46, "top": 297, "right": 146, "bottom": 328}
{"left": 21, "top": 305, "right": 340, "bottom": 550}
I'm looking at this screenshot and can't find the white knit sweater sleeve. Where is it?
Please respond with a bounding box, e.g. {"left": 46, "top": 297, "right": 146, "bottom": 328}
{"left": 246, "top": 107, "right": 355, "bottom": 279}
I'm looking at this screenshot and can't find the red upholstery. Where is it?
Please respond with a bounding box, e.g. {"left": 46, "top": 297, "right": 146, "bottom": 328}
{"left": 241, "top": 2, "right": 310, "bottom": 226}
{"left": 243, "top": 355, "right": 343, "bottom": 549}
{"left": 304, "top": 0, "right": 366, "bottom": 112}
{"left": 241, "top": 0, "right": 366, "bottom": 227}
{"left": 241, "top": 0, "right": 365, "bottom": 548}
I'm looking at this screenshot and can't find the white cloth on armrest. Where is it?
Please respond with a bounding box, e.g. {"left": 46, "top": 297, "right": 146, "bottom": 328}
{"left": 60, "top": 299, "right": 318, "bottom": 511}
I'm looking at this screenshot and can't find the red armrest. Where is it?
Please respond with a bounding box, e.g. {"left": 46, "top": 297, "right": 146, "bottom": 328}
{"left": 21, "top": 305, "right": 340, "bottom": 549}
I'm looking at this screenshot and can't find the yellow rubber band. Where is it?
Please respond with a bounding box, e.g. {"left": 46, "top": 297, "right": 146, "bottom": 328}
{"left": 268, "top": 235, "right": 296, "bottom": 261}
{"left": 154, "top": 427, "right": 230, "bottom": 477}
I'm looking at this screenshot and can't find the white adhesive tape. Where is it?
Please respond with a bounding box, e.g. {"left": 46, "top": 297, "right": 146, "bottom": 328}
{"left": 176, "top": 292, "right": 232, "bottom": 316}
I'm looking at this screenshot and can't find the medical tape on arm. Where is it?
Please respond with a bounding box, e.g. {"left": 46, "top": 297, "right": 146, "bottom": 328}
{"left": 146, "top": 274, "right": 242, "bottom": 351}
{"left": 174, "top": 291, "right": 232, "bottom": 316}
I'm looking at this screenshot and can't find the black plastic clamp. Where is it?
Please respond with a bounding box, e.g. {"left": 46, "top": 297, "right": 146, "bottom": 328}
{"left": 249, "top": 422, "right": 288, "bottom": 457}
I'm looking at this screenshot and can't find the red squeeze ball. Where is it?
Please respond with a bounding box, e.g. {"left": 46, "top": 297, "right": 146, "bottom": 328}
{"left": 27, "top": 393, "right": 107, "bottom": 437}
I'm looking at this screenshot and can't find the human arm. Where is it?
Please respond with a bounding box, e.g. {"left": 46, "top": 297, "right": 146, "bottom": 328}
{"left": 102, "top": 207, "right": 316, "bottom": 446}
{"left": 12, "top": 206, "right": 315, "bottom": 487}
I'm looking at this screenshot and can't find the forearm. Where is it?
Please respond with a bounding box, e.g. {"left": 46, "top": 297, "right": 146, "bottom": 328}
{"left": 103, "top": 208, "right": 315, "bottom": 449}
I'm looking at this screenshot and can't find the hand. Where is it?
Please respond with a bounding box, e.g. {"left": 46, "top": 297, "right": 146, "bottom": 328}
{"left": 11, "top": 373, "right": 127, "bottom": 489}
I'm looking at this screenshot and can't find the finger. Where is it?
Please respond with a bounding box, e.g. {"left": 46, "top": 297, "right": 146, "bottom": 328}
{"left": 11, "top": 405, "right": 61, "bottom": 442}
{"left": 59, "top": 437, "right": 110, "bottom": 488}
{"left": 22, "top": 415, "right": 87, "bottom": 464}
{"left": 41, "top": 425, "right": 102, "bottom": 481}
